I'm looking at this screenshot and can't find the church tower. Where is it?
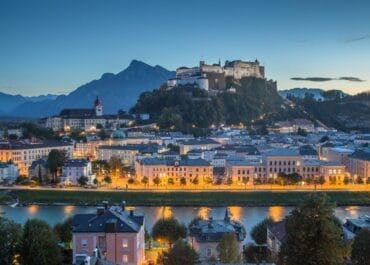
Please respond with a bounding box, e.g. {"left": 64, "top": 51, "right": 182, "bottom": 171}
{"left": 94, "top": 96, "right": 103, "bottom": 116}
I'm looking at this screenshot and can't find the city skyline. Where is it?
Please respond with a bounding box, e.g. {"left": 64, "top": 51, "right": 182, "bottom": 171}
{"left": 1, "top": 0, "right": 370, "bottom": 96}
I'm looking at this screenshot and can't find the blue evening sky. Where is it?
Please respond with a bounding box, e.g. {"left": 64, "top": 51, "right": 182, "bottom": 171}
{"left": 1, "top": 0, "right": 369, "bottom": 96}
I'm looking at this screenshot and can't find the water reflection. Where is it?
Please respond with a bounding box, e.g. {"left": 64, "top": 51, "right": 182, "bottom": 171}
{"left": 268, "top": 206, "right": 285, "bottom": 221}
{"left": 228, "top": 206, "right": 242, "bottom": 221}
{"left": 27, "top": 205, "right": 39, "bottom": 215}
{"left": 197, "top": 207, "right": 210, "bottom": 219}
{"left": 1, "top": 205, "right": 369, "bottom": 243}
{"left": 63, "top": 205, "right": 75, "bottom": 214}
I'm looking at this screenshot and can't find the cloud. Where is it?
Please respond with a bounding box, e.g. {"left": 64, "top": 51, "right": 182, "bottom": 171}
{"left": 291, "top": 77, "right": 333, "bottom": 82}
{"left": 338, "top": 77, "right": 365, "bottom": 82}
{"left": 343, "top": 34, "right": 370, "bottom": 43}
{"left": 291, "top": 76, "right": 365, "bottom": 82}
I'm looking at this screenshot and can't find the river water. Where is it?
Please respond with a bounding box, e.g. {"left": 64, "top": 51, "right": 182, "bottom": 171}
{"left": 1, "top": 205, "right": 369, "bottom": 242}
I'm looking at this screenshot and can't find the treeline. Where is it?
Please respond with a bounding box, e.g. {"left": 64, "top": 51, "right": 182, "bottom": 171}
{"left": 0, "top": 216, "right": 72, "bottom": 265}
{"left": 130, "top": 77, "right": 283, "bottom": 134}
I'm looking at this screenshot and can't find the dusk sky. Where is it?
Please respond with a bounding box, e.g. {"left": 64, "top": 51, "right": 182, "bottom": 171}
{"left": 1, "top": 0, "right": 370, "bottom": 96}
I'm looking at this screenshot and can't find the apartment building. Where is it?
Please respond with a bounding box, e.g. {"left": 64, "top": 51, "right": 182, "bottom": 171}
{"left": 135, "top": 158, "right": 212, "bottom": 184}
{"left": 0, "top": 141, "right": 73, "bottom": 176}
{"left": 72, "top": 203, "right": 145, "bottom": 265}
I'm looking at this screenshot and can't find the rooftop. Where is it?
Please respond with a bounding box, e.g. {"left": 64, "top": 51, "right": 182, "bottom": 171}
{"left": 73, "top": 204, "right": 144, "bottom": 233}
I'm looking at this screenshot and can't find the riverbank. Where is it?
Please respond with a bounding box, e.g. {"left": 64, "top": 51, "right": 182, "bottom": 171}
{"left": 4, "top": 189, "right": 370, "bottom": 206}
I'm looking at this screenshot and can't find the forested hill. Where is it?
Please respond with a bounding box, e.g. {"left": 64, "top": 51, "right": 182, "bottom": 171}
{"left": 289, "top": 91, "right": 370, "bottom": 132}
{"left": 130, "top": 77, "right": 284, "bottom": 132}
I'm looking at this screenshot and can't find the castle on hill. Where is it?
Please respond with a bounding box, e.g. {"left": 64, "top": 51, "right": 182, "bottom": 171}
{"left": 167, "top": 59, "right": 265, "bottom": 91}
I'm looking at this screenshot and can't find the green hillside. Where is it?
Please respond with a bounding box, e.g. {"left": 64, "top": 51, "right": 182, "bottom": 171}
{"left": 130, "top": 77, "right": 284, "bottom": 133}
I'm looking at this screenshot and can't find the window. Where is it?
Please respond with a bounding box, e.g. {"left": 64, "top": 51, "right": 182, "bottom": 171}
{"left": 122, "top": 254, "right": 128, "bottom": 263}
{"left": 206, "top": 248, "right": 212, "bottom": 257}
{"left": 122, "top": 238, "right": 128, "bottom": 248}
{"left": 81, "top": 239, "right": 88, "bottom": 247}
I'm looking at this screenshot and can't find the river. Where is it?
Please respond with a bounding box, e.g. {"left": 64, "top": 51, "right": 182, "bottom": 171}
{"left": 0, "top": 205, "right": 369, "bottom": 242}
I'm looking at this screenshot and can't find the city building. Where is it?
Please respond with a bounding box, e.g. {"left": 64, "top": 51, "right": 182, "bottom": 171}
{"left": 98, "top": 144, "right": 162, "bottom": 168}
{"left": 0, "top": 161, "right": 19, "bottom": 184}
{"left": 267, "top": 220, "right": 286, "bottom": 257}
{"left": 347, "top": 150, "right": 370, "bottom": 181}
{"left": 343, "top": 215, "right": 370, "bottom": 240}
{"left": 226, "top": 148, "right": 346, "bottom": 184}
{"left": 74, "top": 140, "right": 108, "bottom": 160}
{"left": 0, "top": 140, "right": 73, "bottom": 176}
{"left": 45, "top": 97, "right": 134, "bottom": 131}
{"left": 188, "top": 210, "right": 246, "bottom": 261}
{"left": 72, "top": 202, "right": 145, "bottom": 265}
{"left": 60, "top": 159, "right": 95, "bottom": 185}
{"left": 28, "top": 159, "right": 49, "bottom": 183}
{"left": 178, "top": 139, "right": 221, "bottom": 155}
{"left": 135, "top": 158, "right": 213, "bottom": 185}
{"left": 226, "top": 159, "right": 264, "bottom": 184}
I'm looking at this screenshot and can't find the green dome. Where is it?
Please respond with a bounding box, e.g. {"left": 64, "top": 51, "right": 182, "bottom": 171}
{"left": 111, "top": 129, "right": 126, "bottom": 139}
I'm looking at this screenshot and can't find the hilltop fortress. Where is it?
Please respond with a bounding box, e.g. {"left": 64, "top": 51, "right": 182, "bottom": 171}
{"left": 167, "top": 59, "right": 265, "bottom": 91}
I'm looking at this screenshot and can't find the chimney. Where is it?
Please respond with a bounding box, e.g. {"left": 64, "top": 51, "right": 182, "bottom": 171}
{"left": 121, "top": 201, "right": 126, "bottom": 212}
{"left": 102, "top": 201, "right": 109, "bottom": 210}
{"left": 130, "top": 209, "right": 134, "bottom": 217}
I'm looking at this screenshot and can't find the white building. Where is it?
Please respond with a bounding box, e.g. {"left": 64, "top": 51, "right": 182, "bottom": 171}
{"left": 0, "top": 162, "right": 19, "bottom": 184}
{"left": 60, "top": 159, "right": 95, "bottom": 185}
{"left": 0, "top": 140, "right": 73, "bottom": 176}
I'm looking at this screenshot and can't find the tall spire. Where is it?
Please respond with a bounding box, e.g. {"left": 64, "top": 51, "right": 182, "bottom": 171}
{"left": 218, "top": 58, "right": 221, "bottom": 66}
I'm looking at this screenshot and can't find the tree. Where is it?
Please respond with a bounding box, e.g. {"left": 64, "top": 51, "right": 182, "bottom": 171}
{"left": 180, "top": 177, "right": 186, "bottom": 186}
{"left": 278, "top": 193, "right": 348, "bottom": 265}
{"left": 216, "top": 233, "right": 241, "bottom": 263}
{"left": 47, "top": 149, "right": 66, "bottom": 183}
{"left": 244, "top": 244, "right": 270, "bottom": 264}
{"left": 141, "top": 176, "right": 148, "bottom": 185}
{"left": 128, "top": 178, "right": 135, "bottom": 184}
{"left": 53, "top": 217, "right": 73, "bottom": 249}
{"left": 103, "top": 175, "right": 112, "bottom": 184}
{"left": 351, "top": 229, "right": 370, "bottom": 265}
{"left": 251, "top": 217, "right": 273, "bottom": 245}
{"left": 167, "top": 177, "right": 174, "bottom": 185}
{"left": 153, "top": 176, "right": 161, "bottom": 187}
{"left": 318, "top": 175, "right": 325, "bottom": 186}
{"left": 21, "top": 219, "right": 62, "bottom": 265}
{"left": 356, "top": 176, "right": 364, "bottom": 184}
{"left": 0, "top": 217, "right": 22, "bottom": 265}
{"left": 109, "top": 156, "right": 123, "bottom": 177}
{"left": 343, "top": 176, "right": 350, "bottom": 185}
{"left": 152, "top": 217, "right": 187, "bottom": 247}
{"left": 157, "top": 240, "right": 199, "bottom": 265}
{"left": 242, "top": 176, "right": 249, "bottom": 189}
{"left": 226, "top": 177, "right": 233, "bottom": 185}
{"left": 77, "top": 176, "right": 88, "bottom": 186}
{"left": 191, "top": 177, "right": 199, "bottom": 185}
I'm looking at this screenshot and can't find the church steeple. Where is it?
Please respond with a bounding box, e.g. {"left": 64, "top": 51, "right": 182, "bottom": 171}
{"left": 94, "top": 96, "right": 103, "bottom": 116}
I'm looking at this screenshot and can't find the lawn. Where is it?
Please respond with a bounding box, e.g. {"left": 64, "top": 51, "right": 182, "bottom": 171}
{"left": 11, "top": 190, "right": 370, "bottom": 206}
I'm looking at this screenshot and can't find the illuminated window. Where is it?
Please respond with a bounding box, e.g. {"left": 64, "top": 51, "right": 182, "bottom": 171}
{"left": 122, "top": 238, "right": 128, "bottom": 248}
{"left": 122, "top": 254, "right": 128, "bottom": 263}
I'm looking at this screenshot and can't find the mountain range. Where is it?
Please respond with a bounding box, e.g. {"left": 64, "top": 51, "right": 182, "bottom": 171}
{"left": 1, "top": 60, "right": 175, "bottom": 118}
